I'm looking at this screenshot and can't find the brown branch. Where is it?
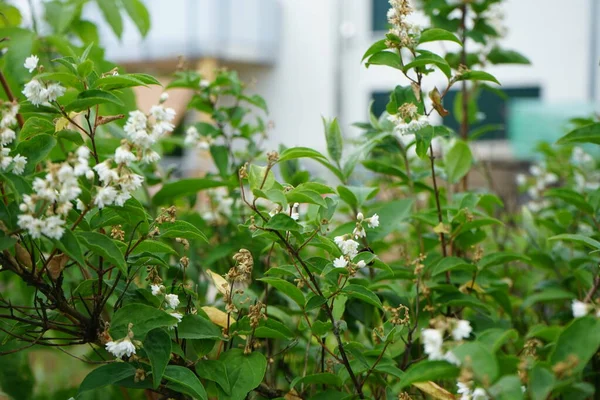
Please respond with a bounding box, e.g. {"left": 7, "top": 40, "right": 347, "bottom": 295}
{"left": 0, "top": 70, "right": 24, "bottom": 127}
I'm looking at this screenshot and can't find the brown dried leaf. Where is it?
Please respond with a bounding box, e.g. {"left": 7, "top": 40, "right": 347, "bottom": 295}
{"left": 413, "top": 381, "right": 456, "bottom": 399}
{"left": 48, "top": 254, "right": 69, "bottom": 280}
{"left": 15, "top": 243, "right": 32, "bottom": 269}
{"left": 429, "top": 87, "right": 449, "bottom": 117}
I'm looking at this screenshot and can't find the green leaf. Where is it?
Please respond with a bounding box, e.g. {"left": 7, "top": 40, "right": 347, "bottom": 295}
{"left": 366, "top": 51, "right": 402, "bottom": 70}
{"left": 488, "top": 47, "right": 531, "bottom": 65}
{"left": 522, "top": 288, "right": 575, "bottom": 308}
{"left": 478, "top": 252, "right": 530, "bottom": 269}
{"left": 457, "top": 70, "right": 500, "bottom": 85}
{"left": 430, "top": 257, "right": 475, "bottom": 277}
{"left": 548, "top": 234, "right": 600, "bottom": 251}
{"left": 144, "top": 328, "right": 172, "bottom": 388}
{"left": 265, "top": 213, "right": 302, "bottom": 232}
{"left": 477, "top": 329, "right": 518, "bottom": 353}
{"left": 452, "top": 342, "right": 498, "bottom": 382}
{"left": 78, "top": 363, "right": 136, "bottom": 393}
{"left": 163, "top": 366, "right": 207, "bottom": 400}
{"left": 152, "top": 178, "right": 228, "bottom": 205}
{"left": 160, "top": 221, "right": 207, "bottom": 242}
{"left": 217, "top": 350, "right": 267, "bottom": 400}
{"left": 418, "top": 28, "right": 462, "bottom": 46}
{"left": 52, "top": 229, "right": 85, "bottom": 267}
{"left": 175, "top": 314, "right": 222, "bottom": 340}
{"left": 488, "top": 375, "right": 524, "bottom": 400}
{"left": 15, "top": 134, "right": 56, "bottom": 174}
{"left": 44, "top": 1, "right": 80, "bottom": 33}
{"left": 18, "top": 117, "right": 54, "bottom": 140}
{"left": 445, "top": 140, "right": 473, "bottom": 184}
{"left": 0, "top": 232, "right": 16, "bottom": 252}
{"left": 65, "top": 89, "right": 124, "bottom": 112}
{"left": 550, "top": 316, "right": 600, "bottom": 374}
{"left": 557, "top": 122, "right": 600, "bottom": 145}
{"left": 195, "top": 360, "right": 231, "bottom": 395}
{"left": 110, "top": 304, "right": 178, "bottom": 340}
{"left": 122, "top": 0, "right": 151, "bottom": 36}
{"left": 361, "top": 160, "right": 408, "bottom": 181}
{"left": 77, "top": 231, "right": 127, "bottom": 274}
{"left": 529, "top": 364, "right": 555, "bottom": 400}
{"left": 92, "top": 74, "right": 151, "bottom": 90}
{"left": 96, "top": 0, "right": 123, "bottom": 38}
{"left": 291, "top": 373, "right": 342, "bottom": 389}
{"left": 361, "top": 39, "right": 387, "bottom": 62}
{"left": 546, "top": 188, "right": 593, "bottom": 213}
{"left": 323, "top": 117, "right": 343, "bottom": 164}
{"left": 258, "top": 277, "right": 305, "bottom": 308}
{"left": 278, "top": 147, "right": 327, "bottom": 162}
{"left": 398, "top": 360, "right": 460, "bottom": 389}
{"left": 285, "top": 188, "right": 327, "bottom": 207}
{"left": 342, "top": 284, "right": 382, "bottom": 309}
{"left": 337, "top": 186, "right": 379, "bottom": 209}
{"left": 248, "top": 164, "right": 275, "bottom": 191}
{"left": 404, "top": 52, "right": 452, "bottom": 78}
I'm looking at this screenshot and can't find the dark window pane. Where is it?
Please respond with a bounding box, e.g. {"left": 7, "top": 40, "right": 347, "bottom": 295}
{"left": 372, "top": 0, "right": 389, "bottom": 31}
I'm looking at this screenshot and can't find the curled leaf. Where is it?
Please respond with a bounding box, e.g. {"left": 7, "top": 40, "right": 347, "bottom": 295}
{"left": 206, "top": 269, "right": 230, "bottom": 296}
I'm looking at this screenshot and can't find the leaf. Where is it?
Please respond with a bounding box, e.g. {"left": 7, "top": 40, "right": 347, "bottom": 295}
{"left": 14, "top": 134, "right": 56, "bottom": 174}
{"left": 404, "top": 53, "right": 452, "bottom": 78}
{"left": 337, "top": 186, "right": 378, "bottom": 209}
{"left": 550, "top": 316, "right": 600, "bottom": 374}
{"left": 545, "top": 188, "right": 593, "bottom": 214}
{"left": 452, "top": 342, "right": 499, "bottom": 382}
{"left": 430, "top": 257, "right": 474, "bottom": 277}
{"left": 121, "top": 0, "right": 150, "bottom": 36}
{"left": 65, "top": 89, "right": 125, "bottom": 112}
{"left": 144, "top": 328, "right": 172, "bottom": 388}
{"left": 286, "top": 188, "right": 327, "bottom": 207}
{"left": 52, "top": 229, "right": 85, "bottom": 267}
{"left": 488, "top": 375, "right": 524, "bottom": 400}
{"left": 457, "top": 70, "right": 500, "bottom": 85}
{"left": 218, "top": 349, "right": 267, "bottom": 400}
{"left": 412, "top": 381, "right": 455, "bottom": 400}
{"left": 96, "top": 0, "right": 123, "bottom": 38}
{"left": 201, "top": 306, "right": 231, "bottom": 329}
{"left": 278, "top": 147, "right": 327, "bottom": 162}
{"left": 548, "top": 234, "right": 600, "bottom": 251}
{"left": 522, "top": 288, "right": 575, "bottom": 309}
{"left": 152, "top": 178, "right": 228, "bottom": 205}
{"left": 19, "top": 117, "right": 54, "bottom": 139}
{"left": 478, "top": 252, "right": 530, "bottom": 269}
{"left": 78, "top": 363, "right": 136, "bottom": 393}
{"left": 207, "top": 270, "right": 230, "bottom": 296}
{"left": 196, "top": 360, "right": 231, "bottom": 395}
{"left": 110, "top": 304, "right": 178, "bottom": 340}
{"left": 92, "top": 74, "right": 148, "bottom": 90}
{"left": 258, "top": 277, "right": 305, "bottom": 308}
{"left": 398, "top": 360, "right": 460, "bottom": 389}
{"left": 175, "top": 314, "right": 222, "bottom": 340}
{"left": 477, "top": 329, "right": 518, "bottom": 353}
{"left": 361, "top": 160, "right": 408, "bottom": 181}
{"left": 557, "top": 122, "right": 600, "bottom": 145}
{"left": 529, "top": 364, "right": 555, "bottom": 400}
{"left": 160, "top": 221, "right": 208, "bottom": 242}
{"left": 418, "top": 28, "right": 462, "bottom": 46}
{"left": 445, "top": 141, "right": 473, "bottom": 184}
{"left": 291, "top": 373, "right": 342, "bottom": 389}
{"left": 77, "top": 231, "right": 127, "bottom": 274}
{"left": 323, "top": 117, "right": 343, "bottom": 164}
{"left": 342, "top": 284, "right": 382, "bottom": 309}
{"left": 361, "top": 39, "right": 387, "bottom": 62}
{"left": 488, "top": 47, "right": 530, "bottom": 65}
{"left": 265, "top": 213, "right": 302, "bottom": 232}
{"left": 366, "top": 51, "right": 402, "bottom": 69}
{"left": 163, "top": 366, "right": 208, "bottom": 400}
{"left": 248, "top": 164, "right": 275, "bottom": 191}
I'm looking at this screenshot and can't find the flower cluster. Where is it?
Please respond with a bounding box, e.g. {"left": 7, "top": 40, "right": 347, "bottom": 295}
{"left": 0, "top": 102, "right": 26, "bottom": 175}
{"left": 269, "top": 202, "right": 300, "bottom": 221}
{"left": 571, "top": 147, "right": 600, "bottom": 192}
{"left": 201, "top": 187, "right": 235, "bottom": 223}
{"left": 386, "top": 0, "right": 420, "bottom": 49}
{"left": 105, "top": 323, "right": 137, "bottom": 358}
{"left": 184, "top": 125, "right": 214, "bottom": 150}
{"left": 22, "top": 54, "right": 66, "bottom": 106}
{"left": 457, "top": 381, "right": 489, "bottom": 400}
{"left": 571, "top": 299, "right": 600, "bottom": 318}
{"left": 516, "top": 161, "right": 558, "bottom": 212}
{"left": 17, "top": 146, "right": 92, "bottom": 239}
{"left": 150, "top": 283, "right": 183, "bottom": 326}
{"left": 421, "top": 318, "right": 472, "bottom": 365}
{"left": 387, "top": 104, "right": 430, "bottom": 136}
{"left": 352, "top": 212, "right": 379, "bottom": 239}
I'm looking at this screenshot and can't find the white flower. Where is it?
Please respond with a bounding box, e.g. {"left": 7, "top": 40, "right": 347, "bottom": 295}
{"left": 114, "top": 191, "right": 132, "bottom": 207}
{"left": 76, "top": 146, "right": 90, "bottom": 160}
{"left": 0, "top": 128, "right": 15, "bottom": 145}
{"left": 76, "top": 199, "right": 86, "bottom": 211}
{"left": 170, "top": 312, "right": 183, "bottom": 323}
{"left": 159, "top": 92, "right": 169, "bottom": 103}
{"left": 333, "top": 256, "right": 348, "bottom": 269}
{"left": 388, "top": 114, "right": 430, "bottom": 135}
{"left": 444, "top": 351, "right": 461, "bottom": 366}
{"left": 543, "top": 173, "right": 558, "bottom": 185}
{"left": 451, "top": 319, "right": 472, "bottom": 341}
{"left": 368, "top": 213, "right": 380, "bottom": 228}
{"left": 22, "top": 79, "right": 46, "bottom": 106}
{"left": 472, "top": 388, "right": 489, "bottom": 400}
{"left": 93, "top": 161, "right": 118, "bottom": 184}
{"left": 165, "top": 293, "right": 180, "bottom": 309}
{"left": 338, "top": 238, "right": 359, "bottom": 259}
{"left": 200, "top": 79, "right": 210, "bottom": 88}
{"left": 24, "top": 55, "right": 39, "bottom": 73}
{"left": 45, "top": 83, "right": 66, "bottom": 102}
{"left": 356, "top": 212, "right": 364, "bottom": 221}
{"left": 115, "top": 145, "right": 136, "bottom": 165}
{"left": 457, "top": 382, "right": 471, "bottom": 400}
{"left": 529, "top": 164, "right": 543, "bottom": 177}
{"left": 94, "top": 186, "right": 117, "bottom": 209}
{"left": 124, "top": 110, "right": 148, "bottom": 134}
{"left": 11, "top": 154, "right": 26, "bottom": 174}
{"left": 41, "top": 215, "right": 66, "bottom": 239}
{"left": 141, "top": 149, "right": 160, "bottom": 164}
{"left": 17, "top": 214, "right": 44, "bottom": 238}
{"left": 334, "top": 236, "right": 345, "bottom": 246}
{"left": 353, "top": 225, "right": 366, "bottom": 239}
{"left": 422, "top": 329, "right": 443, "bottom": 360}
{"left": 119, "top": 173, "right": 144, "bottom": 193}
{"left": 572, "top": 300, "right": 590, "bottom": 318}
{"left": 151, "top": 284, "right": 165, "bottom": 296}
{"left": 105, "top": 337, "right": 136, "bottom": 358}
{"left": 516, "top": 173, "right": 527, "bottom": 186}
{"left": 150, "top": 105, "right": 176, "bottom": 123}
{"left": 290, "top": 203, "right": 300, "bottom": 221}
{"left": 184, "top": 126, "right": 200, "bottom": 146}
{"left": 356, "top": 260, "right": 367, "bottom": 268}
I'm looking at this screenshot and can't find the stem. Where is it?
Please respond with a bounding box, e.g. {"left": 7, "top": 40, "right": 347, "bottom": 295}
{"left": 0, "top": 71, "right": 24, "bottom": 127}
{"left": 459, "top": 4, "right": 469, "bottom": 191}
{"left": 429, "top": 144, "right": 449, "bottom": 283}
{"left": 584, "top": 275, "right": 600, "bottom": 303}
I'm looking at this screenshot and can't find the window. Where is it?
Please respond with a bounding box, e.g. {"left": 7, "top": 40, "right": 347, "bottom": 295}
{"left": 372, "top": 0, "right": 390, "bottom": 32}
{"left": 370, "top": 87, "right": 541, "bottom": 141}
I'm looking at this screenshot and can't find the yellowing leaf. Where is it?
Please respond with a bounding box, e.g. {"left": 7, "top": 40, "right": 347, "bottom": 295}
{"left": 433, "top": 222, "right": 449, "bottom": 234}
{"left": 201, "top": 306, "right": 232, "bottom": 329}
{"left": 284, "top": 389, "right": 302, "bottom": 400}
{"left": 459, "top": 281, "right": 485, "bottom": 294}
{"left": 54, "top": 117, "right": 69, "bottom": 132}
{"left": 206, "top": 269, "right": 230, "bottom": 296}
{"left": 413, "top": 381, "right": 456, "bottom": 400}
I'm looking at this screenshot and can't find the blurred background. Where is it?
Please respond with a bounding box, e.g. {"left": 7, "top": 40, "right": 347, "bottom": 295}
{"left": 13, "top": 0, "right": 600, "bottom": 196}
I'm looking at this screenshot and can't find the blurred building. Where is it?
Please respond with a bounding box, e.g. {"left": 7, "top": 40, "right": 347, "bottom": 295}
{"left": 89, "top": 0, "right": 599, "bottom": 169}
